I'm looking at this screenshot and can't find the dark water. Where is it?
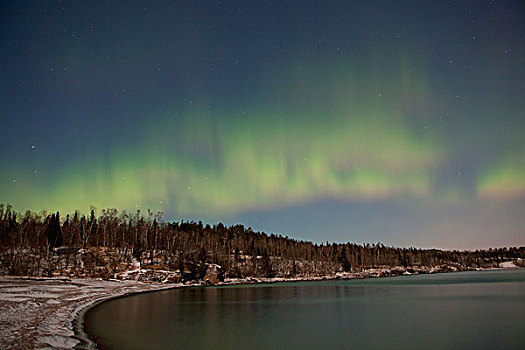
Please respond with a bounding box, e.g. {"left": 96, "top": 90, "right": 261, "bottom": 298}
{"left": 85, "top": 269, "right": 525, "bottom": 350}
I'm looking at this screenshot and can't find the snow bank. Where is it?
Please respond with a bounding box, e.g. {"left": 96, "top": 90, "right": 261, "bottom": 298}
{"left": 0, "top": 277, "right": 180, "bottom": 349}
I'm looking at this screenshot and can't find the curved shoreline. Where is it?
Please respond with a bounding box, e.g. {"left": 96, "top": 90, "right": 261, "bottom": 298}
{"left": 74, "top": 284, "right": 190, "bottom": 349}
{"left": 0, "top": 277, "right": 183, "bottom": 349}
{"left": 74, "top": 266, "right": 519, "bottom": 350}
{"left": 83, "top": 269, "right": 525, "bottom": 350}
{"left": 76, "top": 266, "right": 519, "bottom": 349}
{"left": 0, "top": 265, "right": 519, "bottom": 349}
{"left": 73, "top": 296, "right": 110, "bottom": 349}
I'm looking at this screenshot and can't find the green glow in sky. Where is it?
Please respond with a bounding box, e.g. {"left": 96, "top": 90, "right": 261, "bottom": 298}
{"left": 478, "top": 148, "right": 525, "bottom": 200}
{"left": 4, "top": 60, "right": 447, "bottom": 216}
{"left": 7, "top": 114, "right": 440, "bottom": 216}
{"left": 3, "top": 59, "right": 524, "bottom": 220}
{"left": 1, "top": 1, "right": 524, "bottom": 249}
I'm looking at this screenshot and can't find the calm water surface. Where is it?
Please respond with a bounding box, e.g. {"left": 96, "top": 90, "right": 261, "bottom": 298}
{"left": 85, "top": 269, "right": 525, "bottom": 349}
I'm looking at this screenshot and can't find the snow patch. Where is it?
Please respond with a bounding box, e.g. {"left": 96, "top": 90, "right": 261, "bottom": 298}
{"left": 36, "top": 335, "right": 79, "bottom": 349}
{"left": 0, "top": 277, "right": 179, "bottom": 349}
{"left": 499, "top": 261, "right": 518, "bottom": 268}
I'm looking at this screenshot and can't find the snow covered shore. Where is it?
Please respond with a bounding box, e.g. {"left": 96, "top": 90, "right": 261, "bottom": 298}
{"left": 1, "top": 262, "right": 521, "bottom": 349}
{"left": 0, "top": 277, "right": 182, "bottom": 349}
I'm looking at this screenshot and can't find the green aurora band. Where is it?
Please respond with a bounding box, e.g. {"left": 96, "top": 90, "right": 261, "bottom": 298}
{"left": 477, "top": 148, "right": 525, "bottom": 200}
{"left": 6, "top": 113, "right": 443, "bottom": 216}
{"left": 2, "top": 60, "right": 524, "bottom": 218}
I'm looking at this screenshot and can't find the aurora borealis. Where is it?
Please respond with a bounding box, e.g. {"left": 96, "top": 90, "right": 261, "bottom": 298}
{"left": 1, "top": 1, "right": 524, "bottom": 249}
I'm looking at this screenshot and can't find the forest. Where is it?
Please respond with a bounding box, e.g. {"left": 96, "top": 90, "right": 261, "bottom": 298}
{"left": 0, "top": 203, "right": 523, "bottom": 282}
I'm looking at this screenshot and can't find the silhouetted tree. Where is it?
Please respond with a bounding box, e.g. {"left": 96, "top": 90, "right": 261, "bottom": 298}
{"left": 338, "top": 245, "right": 351, "bottom": 272}
{"left": 44, "top": 212, "right": 63, "bottom": 249}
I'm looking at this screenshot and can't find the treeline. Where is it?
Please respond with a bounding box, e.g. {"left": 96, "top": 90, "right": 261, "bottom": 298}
{"left": 0, "top": 203, "right": 523, "bottom": 280}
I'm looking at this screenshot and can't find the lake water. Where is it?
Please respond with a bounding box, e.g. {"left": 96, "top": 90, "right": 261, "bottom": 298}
{"left": 85, "top": 269, "right": 525, "bottom": 349}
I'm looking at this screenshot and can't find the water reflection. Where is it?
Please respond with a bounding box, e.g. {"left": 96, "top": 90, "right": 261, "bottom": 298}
{"left": 85, "top": 270, "right": 525, "bottom": 350}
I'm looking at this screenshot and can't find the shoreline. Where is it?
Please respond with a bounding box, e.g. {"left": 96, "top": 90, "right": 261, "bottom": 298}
{"left": 0, "top": 277, "right": 182, "bottom": 349}
{"left": 74, "top": 283, "right": 191, "bottom": 349}
{"left": 0, "top": 264, "right": 520, "bottom": 349}
{"left": 80, "top": 265, "right": 523, "bottom": 349}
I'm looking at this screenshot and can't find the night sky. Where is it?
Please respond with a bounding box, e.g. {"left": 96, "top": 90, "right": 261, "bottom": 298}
{"left": 1, "top": 1, "right": 524, "bottom": 249}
